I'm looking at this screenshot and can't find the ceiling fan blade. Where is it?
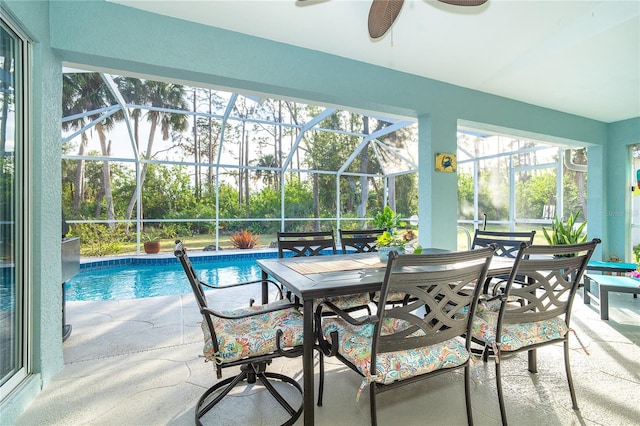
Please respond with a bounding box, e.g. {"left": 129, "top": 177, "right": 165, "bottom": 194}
{"left": 368, "top": 0, "right": 405, "bottom": 39}
{"left": 438, "top": 0, "right": 488, "bottom": 6}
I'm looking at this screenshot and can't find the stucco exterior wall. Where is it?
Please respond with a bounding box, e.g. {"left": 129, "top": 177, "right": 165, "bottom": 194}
{"left": 607, "top": 117, "right": 640, "bottom": 260}
{"left": 1, "top": 0, "right": 63, "bottom": 422}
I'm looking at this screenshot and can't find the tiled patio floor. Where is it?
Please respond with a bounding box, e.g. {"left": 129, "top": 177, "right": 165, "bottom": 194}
{"left": 15, "top": 285, "right": 640, "bottom": 425}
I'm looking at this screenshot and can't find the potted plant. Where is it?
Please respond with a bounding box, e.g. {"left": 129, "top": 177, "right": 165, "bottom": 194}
{"left": 376, "top": 230, "right": 406, "bottom": 262}
{"left": 371, "top": 205, "right": 406, "bottom": 231}
{"left": 142, "top": 230, "right": 162, "bottom": 254}
{"left": 542, "top": 210, "right": 587, "bottom": 256}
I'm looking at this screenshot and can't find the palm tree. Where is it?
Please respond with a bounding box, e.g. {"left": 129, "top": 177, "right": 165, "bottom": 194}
{"left": 115, "top": 77, "right": 145, "bottom": 149}
{"left": 253, "top": 153, "right": 279, "bottom": 189}
{"left": 62, "top": 73, "right": 121, "bottom": 221}
{"left": 121, "top": 80, "right": 188, "bottom": 223}
{"left": 0, "top": 45, "right": 12, "bottom": 153}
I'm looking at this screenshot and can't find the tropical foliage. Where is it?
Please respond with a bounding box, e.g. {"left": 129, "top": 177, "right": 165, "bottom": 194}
{"left": 229, "top": 229, "right": 260, "bottom": 249}
{"left": 61, "top": 73, "right": 419, "bottom": 254}
{"left": 376, "top": 230, "right": 406, "bottom": 249}
{"left": 61, "top": 73, "right": 591, "bottom": 257}
{"left": 542, "top": 210, "right": 587, "bottom": 245}
{"left": 371, "top": 205, "right": 406, "bottom": 230}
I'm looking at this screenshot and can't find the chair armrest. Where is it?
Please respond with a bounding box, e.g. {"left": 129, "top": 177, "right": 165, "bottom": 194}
{"left": 201, "top": 300, "right": 302, "bottom": 320}
{"left": 199, "top": 278, "right": 285, "bottom": 303}
{"left": 481, "top": 292, "right": 507, "bottom": 303}
{"left": 489, "top": 279, "right": 510, "bottom": 296}
{"left": 315, "top": 300, "right": 378, "bottom": 327}
{"left": 315, "top": 300, "right": 378, "bottom": 356}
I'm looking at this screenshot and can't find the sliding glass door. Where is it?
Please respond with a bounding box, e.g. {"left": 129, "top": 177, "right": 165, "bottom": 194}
{"left": 0, "top": 15, "right": 28, "bottom": 396}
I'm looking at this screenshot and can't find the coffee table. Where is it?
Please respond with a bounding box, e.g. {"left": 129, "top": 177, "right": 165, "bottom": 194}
{"left": 583, "top": 274, "right": 640, "bottom": 320}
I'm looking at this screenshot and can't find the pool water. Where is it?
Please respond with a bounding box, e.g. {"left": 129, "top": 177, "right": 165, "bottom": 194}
{"left": 65, "top": 259, "right": 262, "bottom": 301}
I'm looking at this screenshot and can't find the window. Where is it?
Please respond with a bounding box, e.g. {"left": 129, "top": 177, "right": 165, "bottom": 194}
{"left": 456, "top": 130, "right": 587, "bottom": 249}
{"left": 0, "top": 15, "right": 29, "bottom": 397}
{"left": 61, "top": 72, "right": 418, "bottom": 255}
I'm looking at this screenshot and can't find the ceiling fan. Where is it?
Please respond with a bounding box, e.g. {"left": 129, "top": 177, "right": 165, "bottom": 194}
{"left": 300, "top": 0, "right": 488, "bottom": 40}
{"left": 369, "top": 0, "right": 487, "bottom": 38}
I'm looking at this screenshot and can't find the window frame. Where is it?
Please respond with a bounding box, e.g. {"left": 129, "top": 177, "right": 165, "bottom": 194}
{"left": 0, "top": 8, "right": 32, "bottom": 400}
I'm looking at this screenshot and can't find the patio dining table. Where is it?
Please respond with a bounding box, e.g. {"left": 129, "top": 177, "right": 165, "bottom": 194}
{"left": 257, "top": 251, "right": 515, "bottom": 425}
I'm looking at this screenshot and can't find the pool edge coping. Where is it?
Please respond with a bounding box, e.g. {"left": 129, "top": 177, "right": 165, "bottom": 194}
{"left": 79, "top": 248, "right": 282, "bottom": 272}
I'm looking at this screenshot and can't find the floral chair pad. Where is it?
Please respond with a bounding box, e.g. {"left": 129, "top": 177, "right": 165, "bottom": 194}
{"left": 315, "top": 292, "right": 371, "bottom": 313}
{"left": 201, "top": 304, "right": 304, "bottom": 364}
{"left": 471, "top": 300, "right": 568, "bottom": 352}
{"left": 371, "top": 291, "right": 413, "bottom": 304}
{"left": 322, "top": 317, "right": 469, "bottom": 386}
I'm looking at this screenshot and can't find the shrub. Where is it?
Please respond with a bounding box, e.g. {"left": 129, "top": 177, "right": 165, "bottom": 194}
{"left": 72, "top": 222, "right": 126, "bottom": 256}
{"left": 229, "top": 229, "right": 259, "bottom": 249}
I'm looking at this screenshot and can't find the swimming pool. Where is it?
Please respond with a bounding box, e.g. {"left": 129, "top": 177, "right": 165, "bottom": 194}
{"left": 65, "top": 258, "right": 264, "bottom": 302}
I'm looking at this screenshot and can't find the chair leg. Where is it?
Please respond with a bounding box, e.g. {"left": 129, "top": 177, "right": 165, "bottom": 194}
{"left": 495, "top": 357, "right": 508, "bottom": 425}
{"left": 464, "top": 364, "right": 474, "bottom": 426}
{"left": 197, "top": 371, "right": 248, "bottom": 422}
{"left": 257, "top": 371, "right": 303, "bottom": 419}
{"left": 196, "top": 364, "right": 303, "bottom": 426}
{"left": 317, "top": 350, "right": 325, "bottom": 406}
{"left": 564, "top": 339, "right": 578, "bottom": 409}
{"left": 482, "top": 344, "right": 490, "bottom": 362}
{"left": 527, "top": 348, "right": 538, "bottom": 373}
{"left": 370, "top": 384, "right": 378, "bottom": 426}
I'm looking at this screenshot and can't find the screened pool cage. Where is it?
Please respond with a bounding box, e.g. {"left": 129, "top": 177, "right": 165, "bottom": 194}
{"left": 61, "top": 71, "right": 586, "bottom": 255}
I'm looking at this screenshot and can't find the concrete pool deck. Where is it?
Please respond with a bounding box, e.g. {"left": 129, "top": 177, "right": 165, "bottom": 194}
{"left": 15, "top": 282, "right": 640, "bottom": 425}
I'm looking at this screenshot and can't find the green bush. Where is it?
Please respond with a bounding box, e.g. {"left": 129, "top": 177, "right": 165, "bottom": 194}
{"left": 71, "top": 222, "right": 128, "bottom": 256}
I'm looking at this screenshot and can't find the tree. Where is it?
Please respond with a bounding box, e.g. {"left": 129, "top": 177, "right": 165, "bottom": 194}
{"left": 190, "top": 89, "right": 224, "bottom": 191}
{"left": 302, "top": 109, "right": 362, "bottom": 228}
{"left": 253, "top": 153, "right": 279, "bottom": 190}
{"left": 62, "top": 73, "right": 121, "bottom": 223}
{"left": 0, "top": 50, "right": 13, "bottom": 153}
{"left": 119, "top": 79, "right": 188, "bottom": 225}
{"left": 565, "top": 148, "right": 587, "bottom": 218}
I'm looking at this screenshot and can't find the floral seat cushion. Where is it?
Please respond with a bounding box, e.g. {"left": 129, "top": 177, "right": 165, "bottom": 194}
{"left": 201, "top": 304, "right": 304, "bottom": 364}
{"left": 371, "top": 291, "right": 414, "bottom": 304}
{"left": 471, "top": 299, "right": 568, "bottom": 352}
{"left": 315, "top": 292, "right": 371, "bottom": 313}
{"left": 321, "top": 317, "right": 469, "bottom": 386}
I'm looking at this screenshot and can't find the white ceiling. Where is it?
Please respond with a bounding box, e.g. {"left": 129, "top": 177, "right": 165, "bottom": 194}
{"left": 113, "top": 0, "right": 639, "bottom": 123}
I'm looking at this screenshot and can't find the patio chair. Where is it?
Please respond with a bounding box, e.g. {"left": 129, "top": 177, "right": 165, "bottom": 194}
{"left": 471, "top": 239, "right": 600, "bottom": 425}
{"left": 277, "top": 230, "right": 337, "bottom": 257}
{"left": 471, "top": 229, "right": 536, "bottom": 257}
{"left": 316, "top": 247, "right": 496, "bottom": 425}
{"left": 339, "top": 228, "right": 385, "bottom": 254}
{"left": 471, "top": 229, "right": 536, "bottom": 293}
{"left": 174, "top": 240, "right": 305, "bottom": 426}
{"left": 277, "top": 231, "right": 372, "bottom": 315}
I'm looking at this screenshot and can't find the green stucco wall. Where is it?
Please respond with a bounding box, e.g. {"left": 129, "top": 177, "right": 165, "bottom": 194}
{"left": 1, "top": 0, "right": 63, "bottom": 422}
{"left": 607, "top": 117, "right": 640, "bottom": 260}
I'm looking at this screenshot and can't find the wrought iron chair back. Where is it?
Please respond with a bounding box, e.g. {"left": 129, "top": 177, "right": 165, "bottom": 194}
{"left": 472, "top": 229, "right": 537, "bottom": 293}
{"left": 277, "top": 230, "right": 337, "bottom": 257}
{"left": 339, "top": 228, "right": 385, "bottom": 254}
{"left": 471, "top": 229, "right": 536, "bottom": 258}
